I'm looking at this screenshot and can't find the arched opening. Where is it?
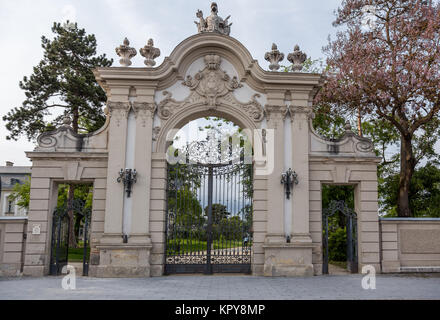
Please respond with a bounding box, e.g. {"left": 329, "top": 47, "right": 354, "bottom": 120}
{"left": 321, "top": 185, "right": 358, "bottom": 275}
{"left": 163, "top": 117, "right": 253, "bottom": 274}
{"left": 49, "top": 182, "right": 93, "bottom": 277}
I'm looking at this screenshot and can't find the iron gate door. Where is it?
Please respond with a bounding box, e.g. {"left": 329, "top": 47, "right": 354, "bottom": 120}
{"left": 322, "top": 200, "right": 358, "bottom": 274}
{"left": 50, "top": 199, "right": 92, "bottom": 276}
{"left": 50, "top": 205, "right": 70, "bottom": 275}
{"left": 165, "top": 162, "right": 253, "bottom": 274}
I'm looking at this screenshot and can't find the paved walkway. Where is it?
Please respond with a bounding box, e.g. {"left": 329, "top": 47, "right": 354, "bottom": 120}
{"left": 1, "top": 274, "right": 440, "bottom": 300}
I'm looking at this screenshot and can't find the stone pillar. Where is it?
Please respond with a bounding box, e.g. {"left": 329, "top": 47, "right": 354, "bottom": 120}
{"left": 129, "top": 100, "right": 155, "bottom": 245}
{"left": 262, "top": 92, "right": 314, "bottom": 277}
{"left": 263, "top": 104, "right": 287, "bottom": 244}
{"left": 23, "top": 178, "right": 58, "bottom": 276}
{"left": 95, "top": 96, "right": 151, "bottom": 277}
{"left": 290, "top": 106, "right": 312, "bottom": 240}
{"left": 100, "top": 101, "right": 129, "bottom": 243}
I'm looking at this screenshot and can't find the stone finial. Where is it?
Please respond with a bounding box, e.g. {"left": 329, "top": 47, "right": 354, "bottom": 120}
{"left": 195, "top": 2, "right": 232, "bottom": 36}
{"left": 140, "top": 38, "right": 161, "bottom": 67}
{"left": 344, "top": 121, "right": 353, "bottom": 133}
{"left": 62, "top": 116, "right": 72, "bottom": 127}
{"left": 287, "top": 45, "right": 307, "bottom": 71}
{"left": 115, "top": 38, "right": 137, "bottom": 67}
{"left": 264, "top": 43, "right": 284, "bottom": 71}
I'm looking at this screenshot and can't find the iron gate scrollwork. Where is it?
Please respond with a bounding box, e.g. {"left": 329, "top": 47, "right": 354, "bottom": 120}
{"left": 165, "top": 161, "right": 253, "bottom": 274}
{"left": 50, "top": 198, "right": 92, "bottom": 276}
{"left": 322, "top": 200, "right": 358, "bottom": 274}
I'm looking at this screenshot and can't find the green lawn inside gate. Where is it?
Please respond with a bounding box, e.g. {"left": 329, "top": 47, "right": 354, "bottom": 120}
{"left": 67, "top": 241, "right": 90, "bottom": 262}
{"left": 166, "top": 239, "right": 250, "bottom": 255}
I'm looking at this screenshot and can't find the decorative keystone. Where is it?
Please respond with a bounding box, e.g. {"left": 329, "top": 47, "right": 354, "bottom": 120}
{"left": 287, "top": 45, "right": 307, "bottom": 71}
{"left": 140, "top": 38, "right": 161, "bottom": 67}
{"left": 115, "top": 38, "right": 137, "bottom": 67}
{"left": 264, "top": 43, "right": 284, "bottom": 71}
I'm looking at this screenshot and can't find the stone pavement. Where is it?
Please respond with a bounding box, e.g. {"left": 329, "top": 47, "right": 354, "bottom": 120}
{"left": 0, "top": 274, "right": 439, "bottom": 300}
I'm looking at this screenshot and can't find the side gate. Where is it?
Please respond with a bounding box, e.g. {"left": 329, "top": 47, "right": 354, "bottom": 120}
{"left": 49, "top": 199, "right": 91, "bottom": 276}
{"left": 322, "top": 200, "right": 358, "bottom": 274}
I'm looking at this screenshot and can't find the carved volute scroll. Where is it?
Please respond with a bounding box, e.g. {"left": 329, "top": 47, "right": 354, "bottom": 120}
{"left": 157, "top": 54, "right": 264, "bottom": 123}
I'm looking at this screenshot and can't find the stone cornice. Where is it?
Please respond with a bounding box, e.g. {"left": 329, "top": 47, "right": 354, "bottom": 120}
{"left": 94, "top": 33, "right": 323, "bottom": 94}
{"left": 25, "top": 151, "right": 109, "bottom": 160}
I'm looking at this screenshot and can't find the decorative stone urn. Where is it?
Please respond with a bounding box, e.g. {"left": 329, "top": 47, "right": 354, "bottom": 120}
{"left": 264, "top": 43, "right": 284, "bottom": 71}
{"left": 115, "top": 38, "right": 137, "bottom": 67}
{"left": 140, "top": 39, "right": 161, "bottom": 67}
{"left": 287, "top": 45, "right": 307, "bottom": 71}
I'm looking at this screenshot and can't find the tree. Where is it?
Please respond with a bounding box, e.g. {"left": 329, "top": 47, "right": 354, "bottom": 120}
{"left": 316, "top": 0, "right": 440, "bottom": 217}
{"left": 8, "top": 178, "right": 31, "bottom": 210}
{"left": 381, "top": 163, "right": 440, "bottom": 217}
{"left": 3, "top": 21, "right": 112, "bottom": 140}
{"left": 3, "top": 21, "right": 112, "bottom": 247}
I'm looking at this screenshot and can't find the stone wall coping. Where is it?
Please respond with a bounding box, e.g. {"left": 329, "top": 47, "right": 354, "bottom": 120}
{"left": 96, "top": 244, "right": 153, "bottom": 250}
{"left": 263, "top": 243, "right": 314, "bottom": 249}
{"left": 25, "top": 151, "right": 108, "bottom": 160}
{"left": 380, "top": 218, "right": 440, "bottom": 222}
{"left": 0, "top": 217, "right": 28, "bottom": 221}
{"left": 309, "top": 155, "right": 381, "bottom": 163}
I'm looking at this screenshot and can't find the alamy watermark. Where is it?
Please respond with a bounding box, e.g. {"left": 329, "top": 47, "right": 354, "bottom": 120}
{"left": 165, "top": 128, "right": 275, "bottom": 176}
{"left": 361, "top": 265, "right": 376, "bottom": 290}
{"left": 361, "top": 5, "right": 377, "bottom": 31}
{"left": 61, "top": 265, "right": 76, "bottom": 290}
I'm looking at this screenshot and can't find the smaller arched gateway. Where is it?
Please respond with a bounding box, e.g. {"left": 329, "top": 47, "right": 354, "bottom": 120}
{"left": 21, "top": 3, "right": 381, "bottom": 277}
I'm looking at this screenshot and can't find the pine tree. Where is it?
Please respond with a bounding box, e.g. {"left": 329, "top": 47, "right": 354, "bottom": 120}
{"left": 3, "top": 21, "right": 113, "bottom": 247}
{"left": 3, "top": 21, "right": 112, "bottom": 140}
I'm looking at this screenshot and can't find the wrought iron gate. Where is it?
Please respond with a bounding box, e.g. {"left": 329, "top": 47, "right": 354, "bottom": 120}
{"left": 322, "top": 200, "right": 358, "bottom": 274}
{"left": 165, "top": 162, "right": 253, "bottom": 274}
{"left": 50, "top": 205, "right": 70, "bottom": 275}
{"left": 50, "top": 199, "right": 91, "bottom": 276}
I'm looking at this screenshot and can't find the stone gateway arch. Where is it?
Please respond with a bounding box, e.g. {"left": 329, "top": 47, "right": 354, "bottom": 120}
{"left": 20, "top": 4, "right": 382, "bottom": 277}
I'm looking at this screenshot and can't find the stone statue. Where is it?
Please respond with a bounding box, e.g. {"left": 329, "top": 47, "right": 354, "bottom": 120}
{"left": 195, "top": 2, "right": 232, "bottom": 36}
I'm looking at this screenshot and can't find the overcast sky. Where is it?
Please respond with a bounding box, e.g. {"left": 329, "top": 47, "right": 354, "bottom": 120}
{"left": 0, "top": 0, "right": 343, "bottom": 166}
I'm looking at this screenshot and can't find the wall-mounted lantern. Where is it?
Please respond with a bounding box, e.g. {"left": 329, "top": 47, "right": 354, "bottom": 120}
{"left": 117, "top": 168, "right": 137, "bottom": 198}
{"left": 281, "top": 168, "right": 298, "bottom": 200}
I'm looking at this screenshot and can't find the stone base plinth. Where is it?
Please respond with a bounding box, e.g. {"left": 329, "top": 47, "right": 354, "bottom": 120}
{"left": 263, "top": 241, "right": 314, "bottom": 277}
{"left": 90, "top": 243, "right": 152, "bottom": 278}
{"left": 381, "top": 260, "right": 401, "bottom": 273}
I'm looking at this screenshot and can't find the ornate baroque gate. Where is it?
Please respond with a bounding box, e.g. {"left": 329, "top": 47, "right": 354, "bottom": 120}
{"left": 164, "top": 131, "right": 253, "bottom": 274}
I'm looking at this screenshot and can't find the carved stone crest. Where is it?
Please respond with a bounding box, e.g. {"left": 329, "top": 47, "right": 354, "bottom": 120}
{"left": 158, "top": 55, "right": 264, "bottom": 122}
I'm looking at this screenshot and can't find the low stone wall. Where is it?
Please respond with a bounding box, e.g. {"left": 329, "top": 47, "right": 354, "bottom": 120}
{"left": 0, "top": 217, "right": 28, "bottom": 276}
{"left": 380, "top": 218, "right": 440, "bottom": 273}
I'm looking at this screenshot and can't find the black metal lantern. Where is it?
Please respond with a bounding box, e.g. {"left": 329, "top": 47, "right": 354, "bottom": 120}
{"left": 280, "top": 168, "right": 298, "bottom": 200}
{"left": 117, "top": 168, "right": 137, "bottom": 198}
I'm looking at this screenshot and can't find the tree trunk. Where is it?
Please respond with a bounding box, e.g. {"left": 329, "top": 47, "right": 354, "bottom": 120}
{"left": 397, "top": 135, "right": 415, "bottom": 217}
{"left": 357, "top": 107, "right": 363, "bottom": 136}
{"left": 67, "top": 184, "right": 77, "bottom": 248}
{"left": 72, "top": 106, "right": 79, "bottom": 133}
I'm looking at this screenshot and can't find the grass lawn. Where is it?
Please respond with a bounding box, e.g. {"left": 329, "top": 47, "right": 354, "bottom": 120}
{"left": 329, "top": 260, "right": 347, "bottom": 269}
{"left": 68, "top": 245, "right": 90, "bottom": 262}
{"left": 167, "top": 239, "right": 250, "bottom": 254}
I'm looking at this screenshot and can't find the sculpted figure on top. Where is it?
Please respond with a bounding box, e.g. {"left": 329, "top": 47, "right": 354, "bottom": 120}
{"left": 195, "top": 2, "right": 232, "bottom": 36}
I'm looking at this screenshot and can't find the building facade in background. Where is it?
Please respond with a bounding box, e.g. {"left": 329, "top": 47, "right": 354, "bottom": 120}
{"left": 0, "top": 162, "right": 30, "bottom": 217}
